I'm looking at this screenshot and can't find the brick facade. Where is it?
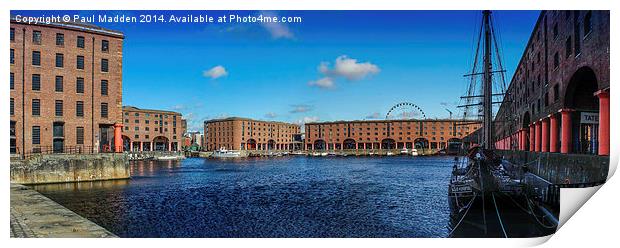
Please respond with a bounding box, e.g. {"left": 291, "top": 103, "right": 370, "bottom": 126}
{"left": 121, "top": 106, "right": 186, "bottom": 151}
{"left": 493, "top": 11, "right": 610, "bottom": 155}
{"left": 10, "top": 19, "right": 124, "bottom": 156}
{"left": 204, "top": 117, "right": 301, "bottom": 151}
{"left": 305, "top": 120, "right": 481, "bottom": 150}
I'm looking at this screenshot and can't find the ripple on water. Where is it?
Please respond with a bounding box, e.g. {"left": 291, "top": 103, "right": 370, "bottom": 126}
{"left": 34, "top": 156, "right": 454, "bottom": 238}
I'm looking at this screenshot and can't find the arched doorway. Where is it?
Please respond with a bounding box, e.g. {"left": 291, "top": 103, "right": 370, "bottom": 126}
{"left": 246, "top": 139, "right": 257, "bottom": 150}
{"left": 447, "top": 138, "right": 462, "bottom": 154}
{"left": 381, "top": 138, "right": 396, "bottom": 150}
{"left": 153, "top": 136, "right": 169, "bottom": 151}
{"left": 122, "top": 135, "right": 131, "bottom": 152}
{"left": 522, "top": 112, "right": 531, "bottom": 149}
{"left": 343, "top": 139, "right": 356, "bottom": 150}
{"left": 414, "top": 138, "right": 429, "bottom": 149}
{"left": 267, "top": 140, "right": 276, "bottom": 150}
{"left": 564, "top": 66, "right": 599, "bottom": 154}
{"left": 314, "top": 140, "right": 326, "bottom": 150}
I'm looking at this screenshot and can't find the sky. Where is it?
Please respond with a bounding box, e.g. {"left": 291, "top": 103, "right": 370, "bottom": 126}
{"left": 12, "top": 10, "right": 540, "bottom": 131}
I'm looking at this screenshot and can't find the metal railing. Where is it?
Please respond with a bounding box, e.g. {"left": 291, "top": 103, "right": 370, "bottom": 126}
{"left": 17, "top": 145, "right": 120, "bottom": 159}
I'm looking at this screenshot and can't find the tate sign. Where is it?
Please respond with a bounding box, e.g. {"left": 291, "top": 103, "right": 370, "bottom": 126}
{"left": 580, "top": 112, "right": 599, "bottom": 124}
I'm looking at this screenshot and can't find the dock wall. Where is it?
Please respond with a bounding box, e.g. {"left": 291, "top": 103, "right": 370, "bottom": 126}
{"left": 495, "top": 150, "right": 609, "bottom": 184}
{"left": 10, "top": 153, "right": 130, "bottom": 185}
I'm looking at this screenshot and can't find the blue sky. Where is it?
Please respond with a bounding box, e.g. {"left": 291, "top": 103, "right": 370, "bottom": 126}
{"left": 13, "top": 10, "right": 540, "bottom": 131}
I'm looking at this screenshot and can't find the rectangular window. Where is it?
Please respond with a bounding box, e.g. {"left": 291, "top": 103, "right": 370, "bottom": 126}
{"left": 10, "top": 98, "right": 14, "bottom": 115}
{"left": 55, "top": 100, "right": 63, "bottom": 116}
{"left": 554, "top": 84, "right": 560, "bottom": 102}
{"left": 32, "top": 74, "right": 41, "bottom": 91}
{"left": 584, "top": 11, "right": 592, "bottom": 36}
{"left": 55, "top": 76, "right": 63, "bottom": 92}
{"left": 76, "top": 101, "right": 84, "bottom": 117}
{"left": 55, "top": 53, "right": 64, "bottom": 68}
{"left": 10, "top": 28, "right": 15, "bottom": 41}
{"left": 101, "top": 80, "right": 108, "bottom": 95}
{"left": 32, "top": 99, "right": 40, "bottom": 116}
{"left": 553, "top": 52, "right": 559, "bottom": 68}
{"left": 102, "top": 40, "right": 109, "bottom": 52}
{"left": 76, "top": 127, "right": 84, "bottom": 144}
{"left": 566, "top": 37, "right": 572, "bottom": 57}
{"left": 101, "top": 59, "right": 109, "bottom": 72}
{"left": 32, "top": 51, "right": 41, "bottom": 66}
{"left": 101, "top": 103, "right": 108, "bottom": 118}
{"left": 76, "top": 55, "right": 84, "bottom": 69}
{"left": 77, "top": 36, "right": 85, "bottom": 48}
{"left": 32, "top": 126, "right": 41, "bottom": 145}
{"left": 76, "top": 77, "right": 84, "bottom": 93}
{"left": 574, "top": 11, "right": 581, "bottom": 55}
{"left": 10, "top": 73, "right": 14, "bottom": 90}
{"left": 10, "top": 49, "right": 14, "bottom": 64}
{"left": 33, "top": 31, "right": 42, "bottom": 44}
{"left": 56, "top": 33, "right": 64, "bottom": 46}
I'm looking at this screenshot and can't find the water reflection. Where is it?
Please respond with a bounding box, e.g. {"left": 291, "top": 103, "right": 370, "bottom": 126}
{"left": 34, "top": 156, "right": 455, "bottom": 238}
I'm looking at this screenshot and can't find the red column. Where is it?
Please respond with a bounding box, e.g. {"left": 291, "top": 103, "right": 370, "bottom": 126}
{"left": 113, "top": 123, "right": 123, "bottom": 153}
{"left": 596, "top": 90, "right": 610, "bottom": 156}
{"left": 534, "top": 120, "right": 542, "bottom": 152}
{"left": 521, "top": 129, "right": 527, "bottom": 150}
{"left": 560, "top": 109, "right": 574, "bottom": 154}
{"left": 549, "top": 114, "right": 559, "bottom": 153}
{"left": 529, "top": 124, "right": 535, "bottom": 152}
{"left": 541, "top": 118, "right": 549, "bottom": 152}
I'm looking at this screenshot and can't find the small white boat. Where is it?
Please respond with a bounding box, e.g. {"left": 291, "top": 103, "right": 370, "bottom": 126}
{"left": 212, "top": 147, "right": 241, "bottom": 158}
{"left": 386, "top": 152, "right": 394, "bottom": 156}
{"left": 320, "top": 152, "right": 328, "bottom": 157}
{"left": 400, "top": 148, "right": 409, "bottom": 155}
{"left": 155, "top": 155, "right": 183, "bottom": 161}
{"left": 410, "top": 149, "right": 419, "bottom": 156}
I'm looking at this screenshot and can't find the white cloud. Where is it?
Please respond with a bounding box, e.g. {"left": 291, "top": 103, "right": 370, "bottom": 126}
{"left": 259, "top": 11, "right": 294, "bottom": 39}
{"left": 295, "top": 116, "right": 320, "bottom": 125}
{"left": 171, "top": 104, "right": 186, "bottom": 111}
{"left": 264, "top": 112, "right": 278, "bottom": 118}
{"left": 308, "top": 77, "right": 335, "bottom": 89}
{"left": 290, "top": 104, "right": 313, "bottom": 114}
{"left": 365, "top": 112, "right": 381, "bottom": 119}
{"left": 309, "top": 55, "right": 380, "bottom": 90}
{"left": 203, "top": 65, "right": 228, "bottom": 79}
{"left": 321, "top": 55, "right": 380, "bottom": 80}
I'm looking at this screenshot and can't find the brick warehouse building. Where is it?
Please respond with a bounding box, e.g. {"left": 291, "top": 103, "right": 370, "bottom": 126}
{"left": 10, "top": 19, "right": 124, "bottom": 155}
{"left": 493, "top": 10, "right": 609, "bottom": 156}
{"left": 204, "top": 117, "right": 302, "bottom": 151}
{"left": 305, "top": 119, "right": 481, "bottom": 151}
{"left": 121, "top": 106, "right": 186, "bottom": 152}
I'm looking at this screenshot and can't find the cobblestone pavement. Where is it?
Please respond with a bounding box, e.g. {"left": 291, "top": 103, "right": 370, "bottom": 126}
{"left": 10, "top": 210, "right": 37, "bottom": 238}
{"left": 10, "top": 183, "right": 117, "bottom": 238}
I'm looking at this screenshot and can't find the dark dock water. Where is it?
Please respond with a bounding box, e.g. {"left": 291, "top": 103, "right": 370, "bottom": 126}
{"left": 33, "top": 156, "right": 455, "bottom": 238}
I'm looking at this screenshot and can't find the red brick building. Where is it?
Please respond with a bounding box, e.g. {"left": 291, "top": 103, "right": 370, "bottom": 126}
{"left": 493, "top": 11, "right": 610, "bottom": 156}
{"left": 305, "top": 119, "right": 480, "bottom": 150}
{"left": 121, "top": 106, "right": 186, "bottom": 151}
{"left": 204, "top": 117, "right": 301, "bottom": 151}
{"left": 10, "top": 18, "right": 124, "bottom": 156}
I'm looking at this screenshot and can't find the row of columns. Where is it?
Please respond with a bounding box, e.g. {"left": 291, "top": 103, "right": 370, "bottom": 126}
{"left": 129, "top": 141, "right": 178, "bottom": 152}
{"left": 497, "top": 88, "right": 609, "bottom": 156}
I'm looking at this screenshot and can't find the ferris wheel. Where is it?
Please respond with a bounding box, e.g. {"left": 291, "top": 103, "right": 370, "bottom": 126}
{"left": 385, "top": 102, "right": 426, "bottom": 120}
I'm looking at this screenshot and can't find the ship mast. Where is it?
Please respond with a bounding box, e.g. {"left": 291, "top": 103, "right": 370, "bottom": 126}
{"left": 482, "top": 10, "right": 493, "bottom": 149}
